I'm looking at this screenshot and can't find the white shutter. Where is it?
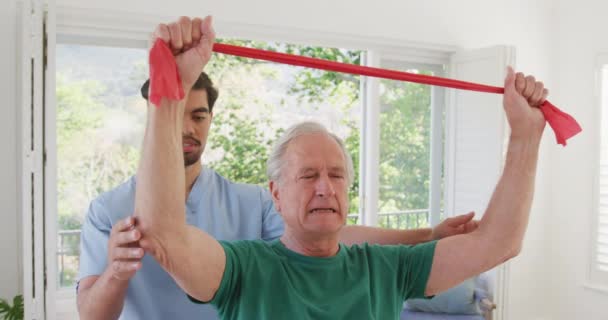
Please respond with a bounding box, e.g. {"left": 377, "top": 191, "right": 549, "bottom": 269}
{"left": 19, "top": 0, "right": 46, "bottom": 319}
{"left": 591, "top": 63, "right": 608, "bottom": 286}
{"left": 19, "top": 0, "right": 56, "bottom": 319}
{"left": 445, "top": 46, "right": 514, "bottom": 218}
{"left": 597, "top": 155, "right": 608, "bottom": 273}
{"left": 445, "top": 46, "right": 515, "bottom": 320}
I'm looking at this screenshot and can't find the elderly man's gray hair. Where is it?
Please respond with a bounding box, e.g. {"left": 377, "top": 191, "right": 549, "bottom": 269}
{"left": 266, "top": 121, "right": 355, "bottom": 185}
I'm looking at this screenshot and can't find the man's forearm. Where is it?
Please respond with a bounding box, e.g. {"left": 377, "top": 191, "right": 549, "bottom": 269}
{"left": 135, "top": 94, "right": 226, "bottom": 302}
{"left": 425, "top": 137, "right": 541, "bottom": 296}
{"left": 339, "top": 225, "right": 432, "bottom": 246}
{"left": 478, "top": 137, "right": 540, "bottom": 258}
{"left": 135, "top": 97, "right": 187, "bottom": 265}
{"left": 77, "top": 271, "right": 129, "bottom": 320}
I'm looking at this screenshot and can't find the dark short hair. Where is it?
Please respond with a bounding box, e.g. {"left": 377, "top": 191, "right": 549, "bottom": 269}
{"left": 140, "top": 72, "right": 219, "bottom": 112}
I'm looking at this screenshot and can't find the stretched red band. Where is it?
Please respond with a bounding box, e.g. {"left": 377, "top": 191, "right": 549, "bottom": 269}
{"left": 212, "top": 43, "right": 582, "bottom": 146}
{"left": 149, "top": 39, "right": 185, "bottom": 106}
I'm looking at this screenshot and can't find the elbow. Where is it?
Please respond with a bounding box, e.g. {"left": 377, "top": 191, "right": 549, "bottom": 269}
{"left": 133, "top": 209, "right": 174, "bottom": 242}
{"left": 477, "top": 229, "right": 523, "bottom": 265}
{"left": 133, "top": 206, "right": 186, "bottom": 273}
{"left": 133, "top": 216, "right": 172, "bottom": 268}
{"left": 138, "top": 232, "right": 173, "bottom": 271}
{"left": 133, "top": 205, "right": 159, "bottom": 232}
{"left": 508, "top": 242, "right": 523, "bottom": 259}
{"left": 499, "top": 242, "right": 522, "bottom": 264}
{"left": 134, "top": 213, "right": 157, "bottom": 237}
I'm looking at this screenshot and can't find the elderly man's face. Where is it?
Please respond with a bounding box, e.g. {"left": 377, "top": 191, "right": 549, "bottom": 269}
{"left": 270, "top": 133, "right": 349, "bottom": 237}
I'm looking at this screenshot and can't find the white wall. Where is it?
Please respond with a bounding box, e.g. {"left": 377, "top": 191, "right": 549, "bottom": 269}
{"left": 2, "top": 0, "right": 561, "bottom": 318}
{"left": 0, "top": 0, "right": 22, "bottom": 299}
{"left": 547, "top": 1, "right": 608, "bottom": 319}
{"left": 55, "top": 0, "right": 554, "bottom": 51}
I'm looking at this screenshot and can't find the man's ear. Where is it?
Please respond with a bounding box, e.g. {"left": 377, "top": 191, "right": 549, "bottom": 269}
{"left": 269, "top": 180, "right": 281, "bottom": 212}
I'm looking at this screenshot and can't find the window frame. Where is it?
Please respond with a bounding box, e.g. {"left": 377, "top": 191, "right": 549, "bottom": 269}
{"left": 48, "top": 5, "right": 456, "bottom": 316}
{"left": 55, "top": 6, "right": 454, "bottom": 224}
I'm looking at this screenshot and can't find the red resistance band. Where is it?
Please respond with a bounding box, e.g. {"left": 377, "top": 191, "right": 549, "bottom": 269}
{"left": 149, "top": 40, "right": 582, "bottom": 146}
{"left": 212, "top": 43, "right": 582, "bottom": 146}
{"left": 148, "top": 39, "right": 185, "bottom": 106}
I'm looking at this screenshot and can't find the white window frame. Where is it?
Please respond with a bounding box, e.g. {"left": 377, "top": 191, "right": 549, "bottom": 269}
{"left": 587, "top": 54, "right": 608, "bottom": 293}
{"left": 45, "top": 5, "right": 456, "bottom": 318}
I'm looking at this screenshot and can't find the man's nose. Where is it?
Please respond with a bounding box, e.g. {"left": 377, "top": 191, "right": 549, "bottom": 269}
{"left": 315, "top": 174, "right": 336, "bottom": 197}
{"left": 183, "top": 119, "right": 194, "bottom": 135}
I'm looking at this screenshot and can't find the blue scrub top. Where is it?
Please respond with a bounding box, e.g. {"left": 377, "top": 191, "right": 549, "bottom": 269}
{"left": 78, "top": 167, "right": 285, "bottom": 320}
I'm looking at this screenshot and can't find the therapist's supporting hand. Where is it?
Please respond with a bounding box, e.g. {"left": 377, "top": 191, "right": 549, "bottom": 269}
{"left": 107, "top": 216, "right": 144, "bottom": 281}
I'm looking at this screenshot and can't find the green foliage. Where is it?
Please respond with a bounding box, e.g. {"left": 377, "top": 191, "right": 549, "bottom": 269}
{"left": 56, "top": 76, "right": 141, "bottom": 231}
{"left": 378, "top": 77, "right": 432, "bottom": 213}
{"left": 210, "top": 39, "right": 361, "bottom": 105}
{"left": 0, "top": 295, "right": 23, "bottom": 320}
{"left": 56, "top": 76, "right": 104, "bottom": 143}
{"left": 208, "top": 104, "right": 282, "bottom": 186}
{"left": 284, "top": 46, "right": 361, "bottom": 104}
{"left": 56, "top": 74, "right": 143, "bottom": 288}
{"left": 206, "top": 40, "right": 362, "bottom": 192}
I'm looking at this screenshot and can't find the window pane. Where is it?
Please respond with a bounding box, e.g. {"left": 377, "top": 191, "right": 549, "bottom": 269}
{"left": 55, "top": 41, "right": 362, "bottom": 290}
{"left": 377, "top": 62, "right": 443, "bottom": 229}
{"left": 56, "top": 44, "right": 147, "bottom": 289}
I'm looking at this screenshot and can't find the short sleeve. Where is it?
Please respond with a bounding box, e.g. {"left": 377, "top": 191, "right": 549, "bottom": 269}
{"left": 260, "top": 189, "right": 284, "bottom": 241}
{"left": 77, "top": 199, "right": 112, "bottom": 283}
{"left": 397, "top": 241, "right": 437, "bottom": 300}
{"left": 188, "top": 241, "right": 249, "bottom": 312}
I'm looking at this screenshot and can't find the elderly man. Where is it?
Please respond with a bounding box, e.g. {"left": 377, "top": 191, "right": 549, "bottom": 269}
{"left": 135, "top": 16, "right": 547, "bottom": 319}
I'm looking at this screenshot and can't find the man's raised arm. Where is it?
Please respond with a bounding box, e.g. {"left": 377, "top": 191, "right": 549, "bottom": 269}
{"left": 134, "top": 16, "right": 225, "bottom": 302}
{"left": 425, "top": 67, "right": 548, "bottom": 295}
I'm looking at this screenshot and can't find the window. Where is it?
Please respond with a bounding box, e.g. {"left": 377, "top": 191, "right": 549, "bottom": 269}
{"left": 377, "top": 60, "right": 445, "bottom": 229}
{"left": 591, "top": 61, "right": 608, "bottom": 287}
{"left": 55, "top": 40, "right": 446, "bottom": 293}
{"left": 56, "top": 44, "right": 148, "bottom": 289}
{"left": 49, "top": 10, "right": 458, "bottom": 319}
{"left": 55, "top": 40, "right": 365, "bottom": 290}
{"left": 22, "top": 7, "right": 509, "bottom": 320}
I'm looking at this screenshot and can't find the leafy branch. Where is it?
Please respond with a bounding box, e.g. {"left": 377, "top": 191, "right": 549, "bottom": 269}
{"left": 0, "top": 295, "right": 24, "bottom": 320}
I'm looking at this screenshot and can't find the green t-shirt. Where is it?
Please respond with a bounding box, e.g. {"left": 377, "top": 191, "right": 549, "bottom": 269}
{"left": 192, "top": 239, "right": 437, "bottom": 320}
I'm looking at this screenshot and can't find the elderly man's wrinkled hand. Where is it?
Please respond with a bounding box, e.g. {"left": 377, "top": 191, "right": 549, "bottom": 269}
{"left": 431, "top": 211, "right": 479, "bottom": 241}
{"left": 503, "top": 67, "right": 547, "bottom": 143}
{"left": 151, "top": 16, "right": 216, "bottom": 92}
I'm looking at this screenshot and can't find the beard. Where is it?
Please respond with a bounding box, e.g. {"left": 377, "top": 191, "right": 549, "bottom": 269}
{"left": 184, "top": 148, "right": 203, "bottom": 167}
{"left": 183, "top": 134, "right": 203, "bottom": 167}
